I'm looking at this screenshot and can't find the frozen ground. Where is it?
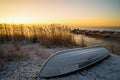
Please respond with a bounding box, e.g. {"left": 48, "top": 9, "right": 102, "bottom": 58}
{"left": 0, "top": 44, "right": 120, "bottom": 80}
{"left": 40, "top": 55, "right": 120, "bottom": 80}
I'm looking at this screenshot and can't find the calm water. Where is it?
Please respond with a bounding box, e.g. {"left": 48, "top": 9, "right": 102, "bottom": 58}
{"left": 75, "top": 26, "right": 120, "bottom": 32}
{"left": 73, "top": 27, "right": 120, "bottom": 55}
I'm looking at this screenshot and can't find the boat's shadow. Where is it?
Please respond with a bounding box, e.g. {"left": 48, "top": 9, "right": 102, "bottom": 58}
{"left": 40, "top": 56, "right": 110, "bottom": 79}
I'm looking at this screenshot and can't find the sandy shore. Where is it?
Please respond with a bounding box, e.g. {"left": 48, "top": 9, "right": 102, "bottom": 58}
{"left": 0, "top": 43, "right": 120, "bottom": 80}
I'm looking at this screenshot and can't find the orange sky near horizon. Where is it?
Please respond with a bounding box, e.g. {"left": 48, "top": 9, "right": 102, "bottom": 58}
{"left": 0, "top": 0, "right": 120, "bottom": 26}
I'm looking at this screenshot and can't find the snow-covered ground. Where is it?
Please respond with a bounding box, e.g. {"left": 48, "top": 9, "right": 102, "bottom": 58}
{"left": 0, "top": 44, "right": 120, "bottom": 80}
{"left": 40, "top": 55, "right": 120, "bottom": 80}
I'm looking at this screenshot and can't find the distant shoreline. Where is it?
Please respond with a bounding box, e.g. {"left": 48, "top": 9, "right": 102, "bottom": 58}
{"left": 71, "top": 29, "right": 120, "bottom": 39}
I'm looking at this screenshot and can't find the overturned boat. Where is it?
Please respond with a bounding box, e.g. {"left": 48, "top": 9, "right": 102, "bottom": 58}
{"left": 39, "top": 46, "right": 110, "bottom": 78}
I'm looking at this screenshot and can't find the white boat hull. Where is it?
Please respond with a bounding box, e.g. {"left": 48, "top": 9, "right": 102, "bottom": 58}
{"left": 39, "top": 46, "right": 110, "bottom": 78}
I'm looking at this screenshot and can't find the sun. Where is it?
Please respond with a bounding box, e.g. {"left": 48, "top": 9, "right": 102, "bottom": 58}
{"left": 5, "top": 16, "right": 34, "bottom": 24}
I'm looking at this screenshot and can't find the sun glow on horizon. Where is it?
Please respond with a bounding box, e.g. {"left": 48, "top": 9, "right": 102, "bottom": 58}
{"left": 0, "top": 15, "right": 120, "bottom": 26}
{"left": 0, "top": 0, "right": 120, "bottom": 26}
{"left": 1, "top": 15, "right": 39, "bottom": 24}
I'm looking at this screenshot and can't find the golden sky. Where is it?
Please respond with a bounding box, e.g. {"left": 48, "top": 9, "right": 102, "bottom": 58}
{"left": 0, "top": 0, "right": 120, "bottom": 26}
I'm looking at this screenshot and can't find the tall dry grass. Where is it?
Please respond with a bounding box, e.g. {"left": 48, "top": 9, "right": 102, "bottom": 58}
{"left": 34, "top": 49, "right": 50, "bottom": 59}
{"left": 0, "top": 24, "right": 76, "bottom": 47}
{"left": 0, "top": 44, "right": 28, "bottom": 67}
{"left": 0, "top": 46, "right": 4, "bottom": 64}
{"left": 80, "top": 35, "right": 86, "bottom": 47}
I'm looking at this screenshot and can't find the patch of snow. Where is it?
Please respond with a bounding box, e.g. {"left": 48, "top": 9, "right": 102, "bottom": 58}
{"left": 39, "top": 55, "right": 120, "bottom": 80}
{"left": 0, "top": 44, "right": 120, "bottom": 80}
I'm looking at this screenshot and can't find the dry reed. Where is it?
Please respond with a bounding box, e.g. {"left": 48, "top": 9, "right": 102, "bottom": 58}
{"left": 0, "top": 24, "right": 77, "bottom": 47}
{"left": 34, "top": 49, "right": 50, "bottom": 59}
{"left": 0, "top": 46, "right": 4, "bottom": 65}
{"left": 0, "top": 44, "right": 28, "bottom": 65}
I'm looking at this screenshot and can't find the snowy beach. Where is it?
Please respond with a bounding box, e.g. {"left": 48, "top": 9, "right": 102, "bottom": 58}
{"left": 0, "top": 43, "right": 120, "bottom": 80}
{"left": 1, "top": 0, "right": 120, "bottom": 79}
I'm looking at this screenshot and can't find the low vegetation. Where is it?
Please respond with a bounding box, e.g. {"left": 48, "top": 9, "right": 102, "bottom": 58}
{"left": 0, "top": 24, "right": 76, "bottom": 47}
{"left": 0, "top": 44, "right": 28, "bottom": 68}
{"left": 0, "top": 24, "right": 78, "bottom": 66}
{"left": 0, "top": 46, "right": 4, "bottom": 65}
{"left": 34, "top": 49, "right": 50, "bottom": 59}
{"left": 0, "top": 44, "right": 28, "bottom": 60}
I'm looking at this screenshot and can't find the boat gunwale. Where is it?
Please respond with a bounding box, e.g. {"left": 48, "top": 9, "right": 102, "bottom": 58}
{"left": 50, "top": 48, "right": 108, "bottom": 60}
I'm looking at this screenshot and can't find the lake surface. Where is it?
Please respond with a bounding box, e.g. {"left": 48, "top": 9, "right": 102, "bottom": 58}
{"left": 75, "top": 26, "right": 120, "bottom": 32}
{"left": 74, "top": 34, "right": 120, "bottom": 55}
{"left": 73, "top": 27, "right": 120, "bottom": 55}
{"left": 74, "top": 27, "right": 120, "bottom": 55}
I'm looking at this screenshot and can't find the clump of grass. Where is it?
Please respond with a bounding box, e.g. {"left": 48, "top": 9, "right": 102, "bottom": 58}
{"left": 110, "top": 45, "right": 114, "bottom": 53}
{"left": 7, "top": 46, "right": 28, "bottom": 61}
{"left": 0, "top": 44, "right": 28, "bottom": 64}
{"left": 13, "top": 42, "right": 21, "bottom": 51}
{"left": 0, "top": 46, "right": 4, "bottom": 65}
{"left": 34, "top": 49, "right": 50, "bottom": 59}
{"left": 0, "top": 24, "right": 77, "bottom": 47}
{"left": 80, "top": 36, "right": 86, "bottom": 47}
{"left": 37, "top": 26, "right": 76, "bottom": 47}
